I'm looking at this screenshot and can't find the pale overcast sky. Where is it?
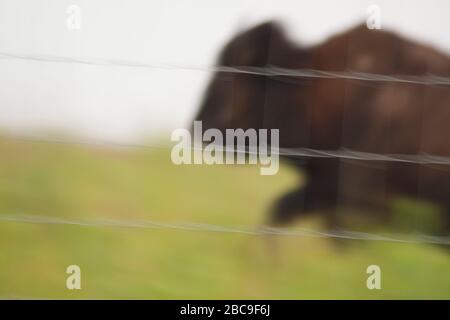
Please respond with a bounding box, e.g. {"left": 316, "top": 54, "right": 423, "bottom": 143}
{"left": 0, "top": 0, "right": 449, "bottom": 142}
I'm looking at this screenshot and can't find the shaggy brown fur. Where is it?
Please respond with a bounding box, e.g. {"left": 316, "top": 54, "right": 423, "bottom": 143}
{"left": 194, "top": 21, "right": 450, "bottom": 234}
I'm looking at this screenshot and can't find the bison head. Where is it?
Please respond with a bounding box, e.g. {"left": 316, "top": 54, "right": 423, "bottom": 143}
{"left": 193, "top": 21, "right": 309, "bottom": 149}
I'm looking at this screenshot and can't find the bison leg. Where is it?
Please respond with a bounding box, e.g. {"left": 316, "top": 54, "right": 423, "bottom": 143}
{"left": 267, "top": 186, "right": 309, "bottom": 226}
{"left": 258, "top": 187, "right": 307, "bottom": 259}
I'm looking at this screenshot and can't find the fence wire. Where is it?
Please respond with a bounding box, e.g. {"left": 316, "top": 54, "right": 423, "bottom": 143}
{"left": 0, "top": 213, "right": 449, "bottom": 245}
{"left": 3, "top": 133, "right": 450, "bottom": 166}
{"left": 1, "top": 51, "right": 450, "bottom": 246}
{"left": 1, "top": 51, "right": 450, "bottom": 85}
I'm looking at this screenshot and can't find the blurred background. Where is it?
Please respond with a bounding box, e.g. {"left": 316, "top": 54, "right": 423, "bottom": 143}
{"left": 0, "top": 0, "right": 449, "bottom": 299}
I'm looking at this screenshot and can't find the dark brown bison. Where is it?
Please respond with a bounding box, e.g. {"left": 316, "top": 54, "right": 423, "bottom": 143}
{"left": 194, "top": 21, "right": 450, "bottom": 235}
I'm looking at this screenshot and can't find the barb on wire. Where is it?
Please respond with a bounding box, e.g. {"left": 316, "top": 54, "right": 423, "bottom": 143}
{"left": 0, "top": 213, "right": 449, "bottom": 245}
{"left": 3, "top": 133, "right": 450, "bottom": 166}
{"left": 1, "top": 51, "right": 450, "bottom": 85}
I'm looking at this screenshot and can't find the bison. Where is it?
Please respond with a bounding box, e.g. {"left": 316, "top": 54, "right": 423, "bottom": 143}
{"left": 194, "top": 21, "right": 450, "bottom": 235}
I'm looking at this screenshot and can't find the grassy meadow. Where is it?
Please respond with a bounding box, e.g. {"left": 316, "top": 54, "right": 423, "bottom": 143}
{"left": 0, "top": 138, "right": 449, "bottom": 299}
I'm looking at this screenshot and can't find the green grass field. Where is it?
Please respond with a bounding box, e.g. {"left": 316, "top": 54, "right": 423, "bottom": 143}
{"left": 0, "top": 138, "right": 449, "bottom": 299}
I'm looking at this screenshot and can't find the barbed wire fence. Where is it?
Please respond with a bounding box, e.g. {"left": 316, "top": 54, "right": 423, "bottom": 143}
{"left": 1, "top": 51, "right": 450, "bottom": 85}
{"left": 1, "top": 50, "right": 450, "bottom": 245}
{"left": 1, "top": 213, "right": 449, "bottom": 245}
{"left": 4, "top": 130, "right": 450, "bottom": 166}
